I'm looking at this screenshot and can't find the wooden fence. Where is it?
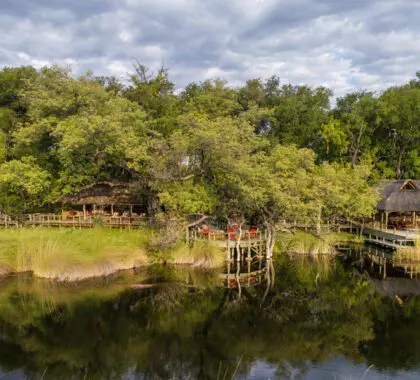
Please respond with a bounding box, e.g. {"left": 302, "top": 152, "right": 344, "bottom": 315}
{"left": 0, "top": 214, "right": 154, "bottom": 229}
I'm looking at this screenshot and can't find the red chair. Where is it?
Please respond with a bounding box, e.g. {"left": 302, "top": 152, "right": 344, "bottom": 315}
{"left": 227, "top": 228, "right": 236, "bottom": 240}
{"left": 249, "top": 227, "right": 258, "bottom": 238}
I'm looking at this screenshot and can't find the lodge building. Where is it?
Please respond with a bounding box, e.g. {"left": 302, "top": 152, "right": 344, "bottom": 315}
{"left": 376, "top": 180, "right": 420, "bottom": 230}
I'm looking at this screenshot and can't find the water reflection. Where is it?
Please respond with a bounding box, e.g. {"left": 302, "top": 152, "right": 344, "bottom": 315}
{"left": 0, "top": 252, "right": 420, "bottom": 379}
{"left": 339, "top": 243, "right": 420, "bottom": 279}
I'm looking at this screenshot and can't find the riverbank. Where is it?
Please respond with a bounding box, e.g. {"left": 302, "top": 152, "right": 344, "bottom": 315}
{"left": 0, "top": 228, "right": 363, "bottom": 281}
{"left": 0, "top": 228, "right": 225, "bottom": 281}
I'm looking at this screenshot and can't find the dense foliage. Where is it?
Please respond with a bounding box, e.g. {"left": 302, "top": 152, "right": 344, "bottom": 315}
{"left": 1, "top": 65, "right": 418, "bottom": 227}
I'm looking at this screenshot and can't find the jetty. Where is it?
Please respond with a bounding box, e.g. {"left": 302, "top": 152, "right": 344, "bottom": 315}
{"left": 188, "top": 228, "right": 268, "bottom": 259}
{"left": 363, "top": 226, "right": 418, "bottom": 249}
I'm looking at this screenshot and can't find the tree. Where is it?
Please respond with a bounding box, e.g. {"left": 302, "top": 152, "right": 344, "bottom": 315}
{"left": 180, "top": 79, "right": 240, "bottom": 119}
{"left": 332, "top": 91, "right": 379, "bottom": 168}
{"left": 270, "top": 84, "right": 332, "bottom": 149}
{"left": 149, "top": 113, "right": 265, "bottom": 218}
{"left": 0, "top": 156, "right": 50, "bottom": 213}
{"left": 313, "top": 161, "right": 379, "bottom": 231}
{"left": 13, "top": 66, "right": 149, "bottom": 196}
{"left": 229, "top": 145, "right": 319, "bottom": 258}
{"left": 379, "top": 84, "right": 420, "bottom": 178}
{"left": 124, "top": 61, "right": 179, "bottom": 136}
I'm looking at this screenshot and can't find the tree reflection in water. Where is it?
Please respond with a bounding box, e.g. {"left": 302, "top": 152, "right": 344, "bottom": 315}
{"left": 0, "top": 253, "right": 418, "bottom": 379}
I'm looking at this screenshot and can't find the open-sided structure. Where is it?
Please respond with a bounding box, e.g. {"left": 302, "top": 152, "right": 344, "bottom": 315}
{"left": 62, "top": 181, "right": 145, "bottom": 218}
{"left": 376, "top": 180, "right": 420, "bottom": 230}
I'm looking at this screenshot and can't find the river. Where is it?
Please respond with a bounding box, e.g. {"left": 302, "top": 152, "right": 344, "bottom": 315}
{"left": 0, "top": 244, "right": 420, "bottom": 379}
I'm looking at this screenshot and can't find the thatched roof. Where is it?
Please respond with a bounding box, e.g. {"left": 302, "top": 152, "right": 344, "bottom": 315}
{"left": 376, "top": 180, "right": 420, "bottom": 212}
{"left": 62, "top": 182, "right": 143, "bottom": 206}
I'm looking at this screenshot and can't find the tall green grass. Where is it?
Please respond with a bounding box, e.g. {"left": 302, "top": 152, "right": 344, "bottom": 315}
{"left": 395, "top": 239, "right": 420, "bottom": 272}
{"left": 171, "top": 241, "right": 225, "bottom": 268}
{"left": 277, "top": 231, "right": 363, "bottom": 256}
{"left": 0, "top": 228, "right": 150, "bottom": 280}
{"left": 279, "top": 231, "right": 335, "bottom": 255}
{"left": 0, "top": 228, "right": 227, "bottom": 280}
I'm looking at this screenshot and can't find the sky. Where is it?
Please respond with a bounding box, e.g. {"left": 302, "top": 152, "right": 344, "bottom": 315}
{"left": 0, "top": 0, "right": 419, "bottom": 98}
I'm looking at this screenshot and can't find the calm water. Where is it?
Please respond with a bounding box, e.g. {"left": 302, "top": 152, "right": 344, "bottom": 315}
{"left": 1, "top": 245, "right": 420, "bottom": 379}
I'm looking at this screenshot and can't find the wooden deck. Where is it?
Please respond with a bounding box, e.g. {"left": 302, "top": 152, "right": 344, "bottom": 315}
{"left": 0, "top": 214, "right": 151, "bottom": 229}
{"left": 188, "top": 229, "right": 269, "bottom": 260}
{"left": 189, "top": 230, "right": 267, "bottom": 246}
{"left": 363, "top": 227, "right": 418, "bottom": 249}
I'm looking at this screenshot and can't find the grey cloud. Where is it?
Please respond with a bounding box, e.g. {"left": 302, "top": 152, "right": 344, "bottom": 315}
{"left": 0, "top": 0, "right": 418, "bottom": 98}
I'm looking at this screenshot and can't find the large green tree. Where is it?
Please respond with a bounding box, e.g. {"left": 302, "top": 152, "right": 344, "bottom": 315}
{"left": 379, "top": 84, "right": 420, "bottom": 178}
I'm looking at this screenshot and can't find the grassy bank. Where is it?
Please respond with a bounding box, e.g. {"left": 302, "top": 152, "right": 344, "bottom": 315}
{"left": 277, "top": 231, "right": 363, "bottom": 255}
{"left": 0, "top": 228, "right": 225, "bottom": 281}
{"left": 395, "top": 240, "right": 420, "bottom": 267}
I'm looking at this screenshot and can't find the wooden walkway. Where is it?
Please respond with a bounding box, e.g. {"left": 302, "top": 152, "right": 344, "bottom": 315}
{"left": 0, "top": 214, "right": 151, "bottom": 229}
{"left": 188, "top": 229, "right": 268, "bottom": 260}
{"left": 363, "top": 227, "right": 418, "bottom": 249}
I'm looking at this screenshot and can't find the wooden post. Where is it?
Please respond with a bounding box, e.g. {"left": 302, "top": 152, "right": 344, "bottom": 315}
{"left": 227, "top": 232, "right": 231, "bottom": 262}
{"left": 248, "top": 232, "right": 251, "bottom": 261}
{"left": 129, "top": 205, "right": 133, "bottom": 216}
{"left": 383, "top": 257, "right": 387, "bottom": 279}
{"left": 385, "top": 211, "right": 389, "bottom": 231}
{"left": 83, "top": 204, "right": 86, "bottom": 220}
{"left": 413, "top": 211, "right": 416, "bottom": 229}
{"left": 111, "top": 204, "right": 114, "bottom": 216}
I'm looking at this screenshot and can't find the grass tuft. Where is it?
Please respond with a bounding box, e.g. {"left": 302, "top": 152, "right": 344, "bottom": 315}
{"left": 0, "top": 228, "right": 227, "bottom": 280}
{"left": 0, "top": 228, "right": 150, "bottom": 280}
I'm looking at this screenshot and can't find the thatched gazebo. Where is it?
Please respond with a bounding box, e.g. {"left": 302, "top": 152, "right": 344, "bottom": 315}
{"left": 62, "top": 181, "right": 144, "bottom": 218}
{"left": 376, "top": 179, "right": 420, "bottom": 229}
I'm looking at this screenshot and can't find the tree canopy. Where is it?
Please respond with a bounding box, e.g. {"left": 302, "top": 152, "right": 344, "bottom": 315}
{"left": 2, "top": 63, "right": 417, "bottom": 227}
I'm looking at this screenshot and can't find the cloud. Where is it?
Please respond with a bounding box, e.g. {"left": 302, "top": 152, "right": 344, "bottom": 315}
{"left": 0, "top": 0, "right": 418, "bottom": 98}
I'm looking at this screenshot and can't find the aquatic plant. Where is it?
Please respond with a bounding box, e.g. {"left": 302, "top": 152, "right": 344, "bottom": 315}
{"left": 0, "top": 228, "right": 227, "bottom": 280}
{"left": 278, "top": 231, "right": 335, "bottom": 255}
{"left": 395, "top": 240, "right": 420, "bottom": 277}
{"left": 0, "top": 228, "right": 150, "bottom": 280}
{"left": 149, "top": 240, "right": 225, "bottom": 268}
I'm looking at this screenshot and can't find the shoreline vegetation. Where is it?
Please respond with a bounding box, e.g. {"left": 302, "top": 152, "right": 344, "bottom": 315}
{"left": 0, "top": 227, "right": 357, "bottom": 281}
{"left": 0, "top": 228, "right": 225, "bottom": 281}
{"left": 0, "top": 65, "right": 418, "bottom": 280}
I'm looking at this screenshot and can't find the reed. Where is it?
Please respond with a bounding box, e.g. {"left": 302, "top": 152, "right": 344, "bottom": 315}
{"left": 395, "top": 240, "right": 420, "bottom": 276}
{"left": 279, "top": 231, "right": 335, "bottom": 255}
{"left": 153, "top": 241, "right": 225, "bottom": 268}
{"left": 0, "top": 228, "right": 227, "bottom": 280}
{"left": 0, "top": 228, "right": 150, "bottom": 280}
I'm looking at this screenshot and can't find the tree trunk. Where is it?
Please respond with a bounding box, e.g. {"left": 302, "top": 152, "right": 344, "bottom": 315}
{"left": 395, "top": 143, "right": 407, "bottom": 179}
{"left": 146, "top": 193, "right": 159, "bottom": 218}
{"left": 265, "top": 225, "right": 276, "bottom": 260}
{"left": 351, "top": 148, "right": 359, "bottom": 169}
{"left": 235, "top": 223, "right": 243, "bottom": 300}
{"left": 316, "top": 206, "right": 322, "bottom": 235}
{"left": 351, "top": 124, "right": 364, "bottom": 169}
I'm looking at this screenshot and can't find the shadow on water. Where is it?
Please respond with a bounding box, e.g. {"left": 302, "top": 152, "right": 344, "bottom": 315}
{"left": 1, "top": 248, "right": 420, "bottom": 379}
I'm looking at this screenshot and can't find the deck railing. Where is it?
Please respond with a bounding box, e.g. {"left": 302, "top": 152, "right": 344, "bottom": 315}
{"left": 189, "top": 229, "right": 267, "bottom": 242}
{"left": 0, "top": 214, "right": 19, "bottom": 227}
{"left": 10, "top": 214, "right": 153, "bottom": 229}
